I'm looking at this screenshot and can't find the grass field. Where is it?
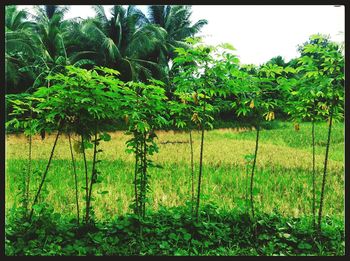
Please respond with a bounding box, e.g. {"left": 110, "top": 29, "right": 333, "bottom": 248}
{"left": 5, "top": 121, "right": 344, "bottom": 222}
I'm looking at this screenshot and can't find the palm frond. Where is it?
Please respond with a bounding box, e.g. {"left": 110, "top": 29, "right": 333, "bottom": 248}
{"left": 189, "top": 19, "right": 208, "bottom": 35}
{"left": 127, "top": 5, "right": 149, "bottom": 26}
{"left": 127, "top": 24, "right": 167, "bottom": 59}
{"left": 69, "top": 51, "right": 98, "bottom": 63}
{"left": 73, "top": 59, "right": 96, "bottom": 67}
{"left": 92, "top": 5, "right": 109, "bottom": 29}
{"left": 81, "top": 20, "right": 107, "bottom": 46}
{"left": 148, "top": 5, "right": 165, "bottom": 25}
{"left": 103, "top": 38, "right": 121, "bottom": 60}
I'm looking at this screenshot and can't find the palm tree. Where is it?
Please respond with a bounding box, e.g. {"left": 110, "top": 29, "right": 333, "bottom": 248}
{"left": 147, "top": 5, "right": 208, "bottom": 65}
{"left": 5, "top": 5, "right": 38, "bottom": 93}
{"left": 27, "top": 5, "right": 96, "bottom": 89}
{"left": 146, "top": 5, "right": 208, "bottom": 95}
{"left": 82, "top": 5, "right": 167, "bottom": 81}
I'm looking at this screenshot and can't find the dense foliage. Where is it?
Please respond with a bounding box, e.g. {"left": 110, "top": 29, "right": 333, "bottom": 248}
{"left": 5, "top": 203, "right": 344, "bottom": 256}
{"left": 5, "top": 5, "right": 207, "bottom": 92}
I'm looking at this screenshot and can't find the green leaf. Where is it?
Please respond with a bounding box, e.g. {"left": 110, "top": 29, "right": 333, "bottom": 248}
{"left": 297, "top": 242, "right": 312, "bottom": 250}
{"left": 101, "top": 132, "right": 111, "bottom": 142}
{"left": 183, "top": 233, "right": 191, "bottom": 241}
{"left": 219, "top": 42, "right": 236, "bottom": 51}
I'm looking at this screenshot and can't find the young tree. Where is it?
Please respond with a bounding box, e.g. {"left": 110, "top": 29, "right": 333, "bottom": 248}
{"left": 294, "top": 34, "right": 344, "bottom": 232}
{"left": 280, "top": 71, "right": 324, "bottom": 229}
{"left": 121, "top": 79, "right": 169, "bottom": 218}
{"left": 168, "top": 86, "right": 222, "bottom": 215}
{"left": 6, "top": 95, "right": 42, "bottom": 217}
{"left": 232, "top": 63, "right": 284, "bottom": 220}
{"left": 172, "top": 38, "right": 237, "bottom": 221}
{"left": 28, "top": 66, "right": 123, "bottom": 223}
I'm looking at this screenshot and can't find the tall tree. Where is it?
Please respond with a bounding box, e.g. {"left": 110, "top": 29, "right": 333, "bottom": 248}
{"left": 5, "top": 5, "right": 38, "bottom": 93}
{"left": 81, "top": 5, "right": 167, "bottom": 81}
{"left": 27, "top": 5, "right": 96, "bottom": 90}
{"left": 297, "top": 34, "right": 344, "bottom": 232}
{"left": 147, "top": 5, "right": 207, "bottom": 63}
{"left": 147, "top": 5, "right": 208, "bottom": 85}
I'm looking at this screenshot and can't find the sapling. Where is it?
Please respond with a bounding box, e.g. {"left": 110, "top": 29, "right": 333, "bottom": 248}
{"left": 29, "top": 65, "right": 123, "bottom": 223}
{"left": 172, "top": 40, "right": 212, "bottom": 221}
{"left": 289, "top": 34, "right": 344, "bottom": 232}
{"left": 172, "top": 38, "right": 236, "bottom": 221}
{"left": 233, "top": 63, "right": 282, "bottom": 220}
{"left": 5, "top": 95, "right": 41, "bottom": 217}
{"left": 122, "top": 80, "right": 168, "bottom": 218}
{"left": 168, "top": 91, "right": 199, "bottom": 213}
{"left": 281, "top": 74, "right": 322, "bottom": 229}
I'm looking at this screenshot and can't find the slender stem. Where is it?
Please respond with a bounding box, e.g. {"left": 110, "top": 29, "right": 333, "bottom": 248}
{"left": 189, "top": 130, "right": 194, "bottom": 214}
{"left": 86, "top": 129, "right": 98, "bottom": 223}
{"left": 246, "top": 163, "right": 249, "bottom": 213}
{"left": 24, "top": 110, "right": 33, "bottom": 216}
{"left": 142, "top": 133, "right": 147, "bottom": 218}
{"left": 195, "top": 94, "right": 206, "bottom": 222}
{"left": 134, "top": 140, "right": 139, "bottom": 215}
{"left": 29, "top": 129, "right": 60, "bottom": 220}
{"left": 139, "top": 137, "right": 144, "bottom": 217}
{"left": 250, "top": 125, "right": 260, "bottom": 220}
{"left": 25, "top": 131, "right": 32, "bottom": 215}
{"left": 68, "top": 133, "right": 80, "bottom": 225}
{"left": 81, "top": 135, "right": 89, "bottom": 223}
{"left": 318, "top": 104, "right": 334, "bottom": 232}
{"left": 311, "top": 115, "right": 316, "bottom": 230}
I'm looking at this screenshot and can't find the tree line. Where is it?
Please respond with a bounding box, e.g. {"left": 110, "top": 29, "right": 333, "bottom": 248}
{"left": 5, "top": 5, "right": 207, "bottom": 93}
{"left": 6, "top": 34, "right": 344, "bottom": 234}
{"left": 5, "top": 5, "right": 344, "bottom": 125}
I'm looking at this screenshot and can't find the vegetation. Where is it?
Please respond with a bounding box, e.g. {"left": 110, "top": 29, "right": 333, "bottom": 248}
{"left": 5, "top": 4, "right": 344, "bottom": 257}
{"left": 5, "top": 122, "right": 344, "bottom": 256}
{"left": 5, "top": 5, "right": 207, "bottom": 93}
{"left": 5, "top": 203, "right": 344, "bottom": 256}
{"left": 6, "top": 122, "right": 344, "bottom": 216}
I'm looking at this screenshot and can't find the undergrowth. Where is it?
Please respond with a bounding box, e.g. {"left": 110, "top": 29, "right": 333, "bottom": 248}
{"left": 5, "top": 203, "right": 344, "bottom": 256}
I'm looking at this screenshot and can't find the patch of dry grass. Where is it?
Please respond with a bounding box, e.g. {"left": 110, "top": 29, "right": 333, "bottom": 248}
{"left": 5, "top": 124, "right": 344, "bottom": 221}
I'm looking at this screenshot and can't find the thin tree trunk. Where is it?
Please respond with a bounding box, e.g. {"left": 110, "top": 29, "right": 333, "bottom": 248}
{"left": 68, "top": 133, "right": 80, "bottom": 225}
{"left": 25, "top": 111, "right": 33, "bottom": 216}
{"left": 311, "top": 116, "right": 316, "bottom": 230}
{"left": 195, "top": 95, "right": 206, "bottom": 222}
{"left": 25, "top": 132, "right": 32, "bottom": 215}
{"left": 246, "top": 163, "right": 249, "bottom": 213}
{"left": 189, "top": 130, "right": 194, "bottom": 213}
{"left": 81, "top": 135, "right": 89, "bottom": 223}
{"left": 318, "top": 105, "right": 334, "bottom": 232}
{"left": 29, "top": 130, "right": 60, "bottom": 220}
{"left": 250, "top": 125, "right": 260, "bottom": 220}
{"left": 139, "top": 137, "right": 144, "bottom": 217}
{"left": 134, "top": 141, "right": 139, "bottom": 215}
{"left": 86, "top": 129, "right": 98, "bottom": 223}
{"left": 142, "top": 134, "right": 147, "bottom": 218}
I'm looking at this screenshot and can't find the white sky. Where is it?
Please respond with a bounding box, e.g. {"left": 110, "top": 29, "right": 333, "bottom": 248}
{"left": 17, "top": 5, "right": 344, "bottom": 65}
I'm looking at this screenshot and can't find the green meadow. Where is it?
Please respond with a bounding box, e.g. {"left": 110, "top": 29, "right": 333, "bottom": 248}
{"left": 5, "top": 121, "right": 344, "bottom": 221}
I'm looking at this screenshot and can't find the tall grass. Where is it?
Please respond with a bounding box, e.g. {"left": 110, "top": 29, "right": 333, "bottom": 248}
{"left": 5, "top": 121, "right": 344, "bottom": 221}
